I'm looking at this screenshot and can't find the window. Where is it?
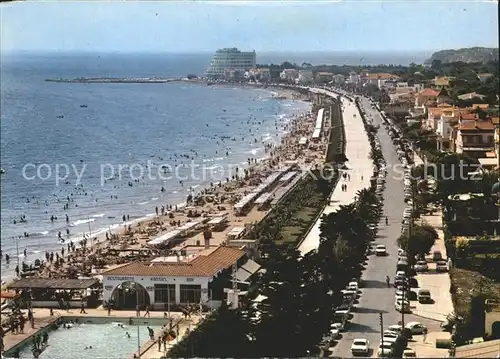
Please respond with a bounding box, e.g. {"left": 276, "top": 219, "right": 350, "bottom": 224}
{"left": 180, "top": 284, "right": 201, "bottom": 304}
{"left": 154, "top": 284, "right": 175, "bottom": 304}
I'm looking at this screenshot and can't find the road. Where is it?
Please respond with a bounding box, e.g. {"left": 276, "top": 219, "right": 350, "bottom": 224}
{"left": 331, "top": 96, "right": 408, "bottom": 357}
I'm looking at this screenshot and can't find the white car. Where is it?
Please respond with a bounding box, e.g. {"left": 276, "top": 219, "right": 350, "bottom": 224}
{"left": 377, "top": 342, "right": 393, "bottom": 357}
{"left": 395, "top": 299, "right": 410, "bottom": 313}
{"left": 395, "top": 290, "right": 406, "bottom": 301}
{"left": 330, "top": 327, "right": 340, "bottom": 339}
{"left": 397, "top": 248, "right": 405, "bottom": 256}
{"left": 351, "top": 338, "right": 370, "bottom": 356}
{"left": 405, "top": 322, "right": 427, "bottom": 335}
{"left": 331, "top": 321, "right": 345, "bottom": 331}
{"left": 387, "top": 324, "right": 402, "bottom": 334}
{"left": 347, "top": 281, "right": 359, "bottom": 291}
{"left": 375, "top": 244, "right": 387, "bottom": 256}
{"left": 382, "top": 332, "right": 398, "bottom": 344}
{"left": 395, "top": 271, "right": 406, "bottom": 280}
{"left": 414, "top": 261, "right": 429, "bottom": 272}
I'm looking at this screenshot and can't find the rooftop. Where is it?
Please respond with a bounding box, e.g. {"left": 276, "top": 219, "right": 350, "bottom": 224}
{"left": 458, "top": 120, "right": 494, "bottom": 131}
{"left": 7, "top": 278, "right": 100, "bottom": 290}
{"left": 102, "top": 246, "right": 246, "bottom": 277}
{"left": 454, "top": 339, "right": 500, "bottom": 358}
{"left": 419, "top": 88, "right": 439, "bottom": 97}
{"left": 367, "top": 73, "right": 400, "bottom": 80}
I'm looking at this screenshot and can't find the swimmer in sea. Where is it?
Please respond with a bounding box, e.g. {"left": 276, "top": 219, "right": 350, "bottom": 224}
{"left": 126, "top": 332, "right": 131, "bottom": 338}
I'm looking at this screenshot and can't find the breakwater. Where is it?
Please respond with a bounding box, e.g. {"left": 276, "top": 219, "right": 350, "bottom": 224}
{"left": 45, "top": 77, "right": 186, "bottom": 83}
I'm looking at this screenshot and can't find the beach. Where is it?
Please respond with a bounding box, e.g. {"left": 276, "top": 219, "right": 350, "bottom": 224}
{"left": 1, "top": 83, "right": 314, "bottom": 283}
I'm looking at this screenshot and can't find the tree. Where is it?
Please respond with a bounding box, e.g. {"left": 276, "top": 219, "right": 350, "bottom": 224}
{"left": 397, "top": 224, "right": 437, "bottom": 256}
{"left": 435, "top": 153, "right": 480, "bottom": 199}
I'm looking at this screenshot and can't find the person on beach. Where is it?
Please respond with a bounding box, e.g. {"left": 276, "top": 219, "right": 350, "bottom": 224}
{"left": 80, "top": 302, "right": 87, "bottom": 314}
{"left": 157, "top": 336, "right": 162, "bottom": 351}
{"left": 136, "top": 304, "right": 140, "bottom": 317}
{"left": 144, "top": 305, "right": 150, "bottom": 317}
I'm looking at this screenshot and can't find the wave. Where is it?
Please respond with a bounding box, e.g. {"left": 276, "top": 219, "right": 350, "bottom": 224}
{"left": 91, "top": 213, "right": 106, "bottom": 218}
{"left": 70, "top": 218, "right": 95, "bottom": 227}
{"left": 31, "top": 230, "right": 49, "bottom": 236}
{"left": 245, "top": 148, "right": 261, "bottom": 156}
{"left": 150, "top": 197, "right": 158, "bottom": 201}
{"left": 202, "top": 156, "right": 225, "bottom": 163}
{"left": 137, "top": 201, "right": 149, "bottom": 205}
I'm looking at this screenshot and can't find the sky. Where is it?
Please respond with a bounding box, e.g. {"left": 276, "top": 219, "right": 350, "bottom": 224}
{"left": 1, "top": 0, "right": 498, "bottom": 54}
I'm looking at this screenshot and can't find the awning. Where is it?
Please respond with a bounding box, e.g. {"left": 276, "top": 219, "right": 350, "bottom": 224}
{"left": 234, "top": 259, "right": 261, "bottom": 283}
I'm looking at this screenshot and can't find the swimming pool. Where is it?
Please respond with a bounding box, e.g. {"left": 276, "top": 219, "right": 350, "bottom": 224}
{"left": 16, "top": 322, "right": 162, "bottom": 359}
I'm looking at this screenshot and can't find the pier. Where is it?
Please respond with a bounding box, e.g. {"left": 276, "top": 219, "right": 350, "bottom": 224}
{"left": 45, "top": 77, "right": 185, "bottom": 84}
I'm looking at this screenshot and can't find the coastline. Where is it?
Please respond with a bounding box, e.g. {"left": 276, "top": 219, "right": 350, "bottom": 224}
{"left": 0, "top": 84, "right": 312, "bottom": 284}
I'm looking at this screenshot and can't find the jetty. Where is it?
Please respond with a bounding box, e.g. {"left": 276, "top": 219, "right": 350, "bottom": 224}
{"left": 45, "top": 77, "right": 185, "bottom": 84}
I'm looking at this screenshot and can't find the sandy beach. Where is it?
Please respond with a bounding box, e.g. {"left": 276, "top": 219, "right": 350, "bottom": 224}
{"left": 4, "top": 86, "right": 329, "bottom": 286}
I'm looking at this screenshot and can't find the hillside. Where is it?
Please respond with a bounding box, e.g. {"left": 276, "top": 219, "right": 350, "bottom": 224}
{"left": 425, "top": 47, "right": 499, "bottom": 64}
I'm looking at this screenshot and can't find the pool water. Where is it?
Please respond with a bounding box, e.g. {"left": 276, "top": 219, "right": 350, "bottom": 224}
{"left": 17, "top": 323, "right": 162, "bottom": 359}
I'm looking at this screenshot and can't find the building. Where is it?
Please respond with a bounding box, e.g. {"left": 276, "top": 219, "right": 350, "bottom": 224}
{"left": 477, "top": 73, "right": 494, "bottom": 83}
{"left": 205, "top": 48, "right": 256, "bottom": 79}
{"left": 101, "top": 246, "right": 260, "bottom": 310}
{"left": 248, "top": 68, "right": 270, "bottom": 82}
{"left": 432, "top": 76, "right": 454, "bottom": 88}
{"left": 333, "top": 74, "right": 345, "bottom": 85}
{"left": 366, "top": 73, "right": 401, "bottom": 88}
{"left": 280, "top": 68, "right": 298, "bottom": 82}
{"left": 415, "top": 88, "right": 439, "bottom": 107}
{"left": 348, "top": 71, "right": 359, "bottom": 84}
{"left": 452, "top": 118, "right": 495, "bottom": 159}
{"left": 436, "top": 87, "right": 451, "bottom": 104}
{"left": 315, "top": 72, "right": 334, "bottom": 83}
{"left": 458, "top": 92, "right": 486, "bottom": 101}
{"left": 297, "top": 69, "right": 314, "bottom": 84}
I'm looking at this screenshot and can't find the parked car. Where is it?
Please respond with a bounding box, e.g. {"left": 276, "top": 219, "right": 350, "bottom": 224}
{"left": 351, "top": 338, "right": 370, "bottom": 356}
{"left": 395, "top": 271, "right": 406, "bottom": 280}
{"left": 387, "top": 324, "right": 402, "bottom": 334}
{"left": 432, "top": 250, "right": 442, "bottom": 261}
{"left": 395, "top": 299, "right": 411, "bottom": 313}
{"left": 347, "top": 281, "right": 359, "bottom": 292}
{"left": 397, "top": 259, "right": 409, "bottom": 272}
{"left": 382, "top": 331, "right": 398, "bottom": 344}
{"left": 418, "top": 289, "right": 432, "bottom": 303}
{"left": 405, "top": 322, "right": 427, "bottom": 334}
{"left": 414, "top": 261, "right": 428, "bottom": 272}
{"left": 331, "top": 321, "right": 346, "bottom": 331}
{"left": 377, "top": 342, "right": 393, "bottom": 357}
{"left": 403, "top": 349, "right": 417, "bottom": 358}
{"left": 375, "top": 244, "right": 387, "bottom": 256}
{"left": 436, "top": 261, "right": 448, "bottom": 272}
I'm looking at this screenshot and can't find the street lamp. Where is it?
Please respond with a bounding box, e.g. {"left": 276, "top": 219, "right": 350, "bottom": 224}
{"left": 491, "top": 181, "right": 500, "bottom": 236}
{"left": 135, "top": 283, "right": 141, "bottom": 358}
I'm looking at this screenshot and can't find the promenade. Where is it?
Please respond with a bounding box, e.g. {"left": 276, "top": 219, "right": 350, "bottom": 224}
{"left": 298, "top": 94, "right": 373, "bottom": 254}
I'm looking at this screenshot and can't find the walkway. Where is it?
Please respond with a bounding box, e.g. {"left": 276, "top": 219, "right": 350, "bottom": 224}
{"left": 298, "top": 94, "right": 372, "bottom": 254}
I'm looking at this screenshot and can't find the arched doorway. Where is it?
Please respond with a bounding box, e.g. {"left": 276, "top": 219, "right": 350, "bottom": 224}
{"left": 491, "top": 321, "right": 500, "bottom": 339}
{"left": 110, "top": 281, "right": 150, "bottom": 309}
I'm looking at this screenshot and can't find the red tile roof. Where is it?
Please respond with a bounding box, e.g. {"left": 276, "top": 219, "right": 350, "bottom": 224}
{"left": 458, "top": 120, "right": 495, "bottom": 131}
{"left": 419, "top": 89, "right": 439, "bottom": 97}
{"left": 102, "top": 246, "right": 246, "bottom": 277}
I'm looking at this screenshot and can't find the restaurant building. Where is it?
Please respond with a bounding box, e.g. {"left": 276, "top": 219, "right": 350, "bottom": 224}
{"left": 102, "top": 246, "right": 259, "bottom": 310}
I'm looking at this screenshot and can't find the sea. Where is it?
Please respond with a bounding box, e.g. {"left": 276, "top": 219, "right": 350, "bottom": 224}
{"left": 0, "top": 51, "right": 428, "bottom": 282}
